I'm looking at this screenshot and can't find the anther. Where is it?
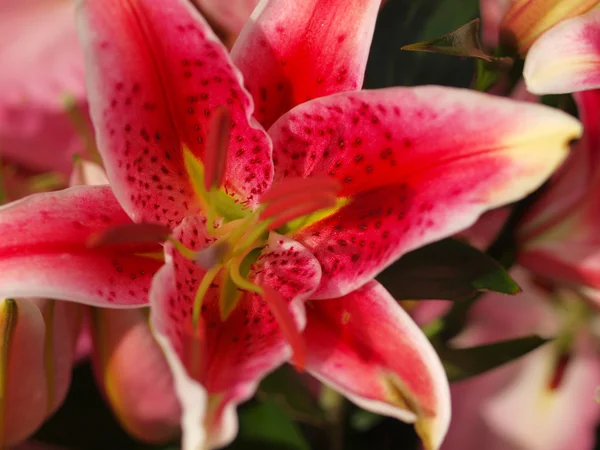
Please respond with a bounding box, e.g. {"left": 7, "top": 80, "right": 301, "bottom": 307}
{"left": 260, "top": 177, "right": 340, "bottom": 204}
{"left": 86, "top": 223, "right": 171, "bottom": 247}
{"left": 204, "top": 106, "right": 231, "bottom": 191}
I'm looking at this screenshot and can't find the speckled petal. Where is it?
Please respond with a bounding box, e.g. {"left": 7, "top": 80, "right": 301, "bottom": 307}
{"left": 269, "top": 86, "right": 581, "bottom": 298}
{"left": 78, "top": 0, "right": 273, "bottom": 225}
{"left": 304, "top": 281, "right": 450, "bottom": 450}
{"left": 0, "top": 186, "right": 162, "bottom": 306}
{"left": 231, "top": 0, "right": 381, "bottom": 129}
{"left": 151, "top": 217, "right": 321, "bottom": 449}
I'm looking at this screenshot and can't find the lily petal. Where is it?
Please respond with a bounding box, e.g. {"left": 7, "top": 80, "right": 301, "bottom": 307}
{"left": 0, "top": 298, "right": 45, "bottom": 446}
{"left": 151, "top": 217, "right": 321, "bottom": 449}
{"left": 524, "top": 9, "right": 600, "bottom": 94}
{"left": 269, "top": 87, "right": 581, "bottom": 298}
{"left": 0, "top": 298, "right": 80, "bottom": 446}
{"left": 90, "top": 307, "right": 181, "bottom": 443}
{"left": 484, "top": 336, "right": 600, "bottom": 450}
{"left": 519, "top": 89, "right": 600, "bottom": 241}
{"left": 231, "top": 0, "right": 381, "bottom": 129}
{"left": 33, "top": 299, "right": 83, "bottom": 417}
{"left": 0, "top": 186, "right": 162, "bottom": 306}
{"left": 500, "top": 0, "right": 599, "bottom": 54}
{"left": 304, "top": 281, "right": 450, "bottom": 450}
{"left": 0, "top": 0, "right": 88, "bottom": 173}
{"left": 480, "top": 0, "right": 511, "bottom": 47}
{"left": 78, "top": 0, "right": 273, "bottom": 224}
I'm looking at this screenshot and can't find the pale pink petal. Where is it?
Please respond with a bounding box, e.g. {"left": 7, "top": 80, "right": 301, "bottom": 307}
{"left": 78, "top": 0, "right": 273, "bottom": 225}
{"left": 231, "top": 0, "right": 381, "bottom": 129}
{"left": 74, "top": 309, "right": 93, "bottom": 364}
{"left": 0, "top": 0, "right": 88, "bottom": 173}
{"left": 268, "top": 87, "right": 581, "bottom": 298}
{"left": 459, "top": 207, "right": 511, "bottom": 251}
{"left": 480, "top": 0, "right": 511, "bottom": 47}
{"left": 90, "top": 308, "right": 181, "bottom": 443}
{"left": 0, "top": 298, "right": 46, "bottom": 446}
{"left": 69, "top": 160, "right": 109, "bottom": 186}
{"left": 484, "top": 335, "right": 600, "bottom": 450}
{"left": 151, "top": 217, "right": 321, "bottom": 449}
{"left": 32, "top": 299, "right": 83, "bottom": 415}
{"left": 304, "top": 281, "right": 450, "bottom": 450}
{"left": 0, "top": 300, "right": 81, "bottom": 444}
{"left": 436, "top": 269, "right": 559, "bottom": 450}
{"left": 501, "top": 0, "right": 599, "bottom": 54}
{"left": 519, "top": 90, "right": 600, "bottom": 241}
{"left": 524, "top": 9, "right": 600, "bottom": 94}
{"left": 0, "top": 186, "right": 162, "bottom": 306}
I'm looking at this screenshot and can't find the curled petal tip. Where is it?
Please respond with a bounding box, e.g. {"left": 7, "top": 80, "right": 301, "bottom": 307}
{"left": 524, "top": 10, "right": 600, "bottom": 95}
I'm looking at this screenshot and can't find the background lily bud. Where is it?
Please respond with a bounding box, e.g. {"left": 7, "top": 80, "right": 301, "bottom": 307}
{"left": 0, "top": 298, "right": 81, "bottom": 447}
{"left": 89, "top": 308, "right": 181, "bottom": 443}
{"left": 499, "top": 0, "right": 600, "bottom": 54}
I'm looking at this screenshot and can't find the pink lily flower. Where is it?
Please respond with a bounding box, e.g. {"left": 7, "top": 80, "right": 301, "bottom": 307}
{"left": 0, "top": 0, "right": 89, "bottom": 174}
{"left": 433, "top": 77, "right": 600, "bottom": 450}
{"left": 435, "top": 270, "right": 600, "bottom": 450}
{"left": 479, "top": 0, "right": 599, "bottom": 53}
{"left": 0, "top": 0, "right": 582, "bottom": 448}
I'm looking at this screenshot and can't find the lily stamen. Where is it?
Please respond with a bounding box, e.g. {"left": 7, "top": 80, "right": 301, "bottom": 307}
{"left": 203, "top": 106, "right": 231, "bottom": 192}
{"left": 262, "top": 285, "right": 306, "bottom": 371}
{"left": 259, "top": 177, "right": 340, "bottom": 203}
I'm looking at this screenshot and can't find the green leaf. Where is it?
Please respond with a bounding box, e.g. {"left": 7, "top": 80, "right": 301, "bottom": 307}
{"left": 366, "top": 0, "right": 480, "bottom": 89}
{"left": 227, "top": 400, "right": 310, "bottom": 450}
{"left": 376, "top": 239, "right": 521, "bottom": 302}
{"left": 257, "top": 366, "right": 327, "bottom": 426}
{"left": 402, "top": 19, "right": 513, "bottom": 70}
{"left": 435, "top": 335, "right": 551, "bottom": 381}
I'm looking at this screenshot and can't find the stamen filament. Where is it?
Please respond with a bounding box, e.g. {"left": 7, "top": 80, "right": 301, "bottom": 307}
{"left": 233, "top": 222, "right": 271, "bottom": 257}
{"left": 265, "top": 198, "right": 336, "bottom": 231}
{"left": 262, "top": 286, "right": 306, "bottom": 371}
{"left": 168, "top": 238, "right": 198, "bottom": 260}
{"left": 183, "top": 315, "right": 206, "bottom": 382}
{"left": 192, "top": 264, "right": 222, "bottom": 325}
{"left": 229, "top": 257, "right": 263, "bottom": 294}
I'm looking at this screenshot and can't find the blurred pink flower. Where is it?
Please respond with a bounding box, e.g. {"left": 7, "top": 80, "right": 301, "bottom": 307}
{"left": 431, "top": 85, "right": 600, "bottom": 450}
{"left": 480, "top": 0, "right": 599, "bottom": 53}
{"left": 0, "top": 0, "right": 90, "bottom": 174}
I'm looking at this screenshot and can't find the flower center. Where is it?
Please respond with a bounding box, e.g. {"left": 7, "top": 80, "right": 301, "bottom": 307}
{"left": 175, "top": 110, "right": 343, "bottom": 369}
